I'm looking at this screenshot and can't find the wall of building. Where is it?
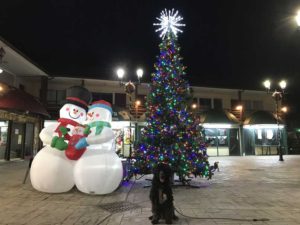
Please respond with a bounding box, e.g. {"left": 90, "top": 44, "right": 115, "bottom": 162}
{"left": 48, "top": 77, "right": 274, "bottom": 115}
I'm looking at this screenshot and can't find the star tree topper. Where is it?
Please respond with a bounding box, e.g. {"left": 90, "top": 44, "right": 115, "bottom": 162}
{"left": 153, "top": 9, "right": 186, "bottom": 39}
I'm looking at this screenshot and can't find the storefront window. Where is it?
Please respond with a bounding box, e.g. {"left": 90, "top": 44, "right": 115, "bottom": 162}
{"left": 205, "top": 128, "right": 228, "bottom": 147}
{"left": 0, "top": 121, "right": 8, "bottom": 160}
{"left": 255, "top": 128, "right": 278, "bottom": 146}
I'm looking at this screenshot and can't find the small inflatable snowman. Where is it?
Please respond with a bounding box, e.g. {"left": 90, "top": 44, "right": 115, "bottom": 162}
{"left": 30, "top": 86, "right": 92, "bottom": 193}
{"left": 74, "top": 100, "right": 123, "bottom": 195}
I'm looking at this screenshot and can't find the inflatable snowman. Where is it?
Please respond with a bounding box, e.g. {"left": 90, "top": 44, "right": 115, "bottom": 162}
{"left": 74, "top": 100, "right": 123, "bottom": 195}
{"left": 30, "top": 86, "right": 92, "bottom": 193}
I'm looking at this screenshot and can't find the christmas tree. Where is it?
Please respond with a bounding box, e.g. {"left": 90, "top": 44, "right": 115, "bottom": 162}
{"left": 132, "top": 9, "right": 210, "bottom": 181}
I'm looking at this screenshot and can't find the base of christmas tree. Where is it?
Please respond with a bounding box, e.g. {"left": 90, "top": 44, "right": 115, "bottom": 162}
{"left": 142, "top": 173, "right": 201, "bottom": 188}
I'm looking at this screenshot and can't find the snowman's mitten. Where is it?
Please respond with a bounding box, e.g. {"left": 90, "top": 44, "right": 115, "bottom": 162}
{"left": 51, "top": 136, "right": 59, "bottom": 148}
{"left": 59, "top": 126, "right": 69, "bottom": 136}
{"left": 75, "top": 138, "right": 89, "bottom": 150}
{"left": 83, "top": 126, "right": 91, "bottom": 136}
{"left": 54, "top": 137, "right": 68, "bottom": 151}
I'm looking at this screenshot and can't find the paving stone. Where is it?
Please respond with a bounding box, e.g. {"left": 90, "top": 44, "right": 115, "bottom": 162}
{"left": 2, "top": 156, "right": 300, "bottom": 224}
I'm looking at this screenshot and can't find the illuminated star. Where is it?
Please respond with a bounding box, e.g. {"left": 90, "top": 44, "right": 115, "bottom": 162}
{"left": 153, "top": 8, "right": 185, "bottom": 39}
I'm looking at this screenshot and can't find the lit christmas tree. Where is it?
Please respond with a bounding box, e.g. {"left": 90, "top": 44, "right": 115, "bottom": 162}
{"left": 132, "top": 9, "right": 210, "bottom": 181}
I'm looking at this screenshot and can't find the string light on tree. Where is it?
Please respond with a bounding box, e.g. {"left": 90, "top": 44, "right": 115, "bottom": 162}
{"left": 153, "top": 8, "right": 186, "bottom": 39}
{"left": 133, "top": 9, "right": 211, "bottom": 182}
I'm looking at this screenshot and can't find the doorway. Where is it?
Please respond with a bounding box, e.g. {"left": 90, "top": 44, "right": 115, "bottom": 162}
{"left": 9, "top": 122, "right": 34, "bottom": 160}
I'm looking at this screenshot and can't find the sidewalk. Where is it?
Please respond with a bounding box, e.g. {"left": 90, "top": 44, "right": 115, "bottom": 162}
{"left": 1, "top": 155, "right": 300, "bottom": 225}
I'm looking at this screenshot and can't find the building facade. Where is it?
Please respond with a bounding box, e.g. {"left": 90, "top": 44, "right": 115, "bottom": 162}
{"left": 45, "top": 77, "right": 287, "bottom": 157}
{"left": 0, "top": 38, "right": 48, "bottom": 161}
{"left": 0, "top": 37, "right": 287, "bottom": 160}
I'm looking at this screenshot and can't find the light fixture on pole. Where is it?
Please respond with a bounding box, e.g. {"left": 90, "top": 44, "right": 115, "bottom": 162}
{"left": 0, "top": 47, "right": 5, "bottom": 74}
{"left": 296, "top": 10, "right": 300, "bottom": 29}
{"left": 236, "top": 105, "right": 244, "bottom": 156}
{"left": 116, "top": 67, "right": 144, "bottom": 161}
{"left": 263, "top": 79, "right": 287, "bottom": 161}
{"left": 191, "top": 103, "right": 197, "bottom": 109}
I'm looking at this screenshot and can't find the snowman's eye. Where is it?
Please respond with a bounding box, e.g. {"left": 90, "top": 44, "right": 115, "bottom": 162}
{"left": 66, "top": 107, "right": 70, "bottom": 111}
{"left": 96, "top": 113, "right": 99, "bottom": 117}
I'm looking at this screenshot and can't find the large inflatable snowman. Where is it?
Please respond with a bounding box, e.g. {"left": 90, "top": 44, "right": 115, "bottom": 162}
{"left": 74, "top": 100, "right": 123, "bottom": 195}
{"left": 30, "top": 86, "right": 92, "bottom": 193}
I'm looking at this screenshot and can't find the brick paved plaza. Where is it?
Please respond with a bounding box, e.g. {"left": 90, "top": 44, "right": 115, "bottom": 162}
{"left": 1, "top": 155, "right": 300, "bottom": 225}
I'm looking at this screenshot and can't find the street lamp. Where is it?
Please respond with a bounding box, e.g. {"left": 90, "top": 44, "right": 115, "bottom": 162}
{"left": 0, "top": 47, "right": 5, "bottom": 74}
{"left": 116, "top": 67, "right": 144, "bottom": 160}
{"left": 263, "top": 79, "right": 287, "bottom": 161}
{"left": 296, "top": 10, "right": 300, "bottom": 29}
{"left": 236, "top": 105, "right": 244, "bottom": 156}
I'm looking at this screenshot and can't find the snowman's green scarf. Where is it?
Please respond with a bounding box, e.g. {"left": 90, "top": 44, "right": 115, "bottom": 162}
{"left": 88, "top": 121, "right": 111, "bottom": 135}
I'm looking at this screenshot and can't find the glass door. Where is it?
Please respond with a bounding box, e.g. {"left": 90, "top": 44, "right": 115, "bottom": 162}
{"left": 24, "top": 123, "right": 34, "bottom": 158}
{"left": 0, "top": 121, "right": 9, "bottom": 160}
{"left": 10, "top": 122, "right": 25, "bottom": 159}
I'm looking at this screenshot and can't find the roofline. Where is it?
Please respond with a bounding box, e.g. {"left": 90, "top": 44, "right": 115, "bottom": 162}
{"left": 51, "top": 76, "right": 264, "bottom": 93}
{"left": 0, "top": 36, "right": 49, "bottom": 76}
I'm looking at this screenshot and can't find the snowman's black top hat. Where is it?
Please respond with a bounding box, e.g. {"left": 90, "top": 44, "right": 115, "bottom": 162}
{"left": 65, "top": 86, "right": 92, "bottom": 111}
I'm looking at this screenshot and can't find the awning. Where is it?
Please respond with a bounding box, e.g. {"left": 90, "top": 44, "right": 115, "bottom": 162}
{"left": 243, "top": 110, "right": 282, "bottom": 125}
{"left": 200, "top": 109, "right": 239, "bottom": 124}
{"left": 0, "top": 82, "right": 49, "bottom": 117}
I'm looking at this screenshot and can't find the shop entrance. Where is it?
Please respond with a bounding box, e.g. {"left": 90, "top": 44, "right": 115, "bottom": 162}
{"left": 205, "top": 127, "right": 240, "bottom": 156}
{"left": 9, "top": 122, "right": 34, "bottom": 160}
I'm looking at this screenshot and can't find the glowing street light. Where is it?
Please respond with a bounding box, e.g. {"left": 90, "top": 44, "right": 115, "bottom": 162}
{"left": 263, "top": 80, "right": 271, "bottom": 90}
{"left": 136, "top": 68, "right": 143, "bottom": 81}
{"left": 281, "top": 106, "right": 288, "bottom": 113}
{"left": 296, "top": 10, "right": 300, "bottom": 27}
{"left": 236, "top": 105, "right": 243, "bottom": 111}
{"left": 263, "top": 79, "right": 287, "bottom": 161}
{"left": 116, "top": 68, "right": 125, "bottom": 80}
{"left": 279, "top": 80, "right": 287, "bottom": 90}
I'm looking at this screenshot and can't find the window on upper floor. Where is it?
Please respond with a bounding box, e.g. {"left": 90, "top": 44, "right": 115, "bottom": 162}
{"left": 115, "top": 93, "right": 126, "bottom": 107}
{"left": 213, "top": 98, "right": 223, "bottom": 110}
{"left": 19, "top": 84, "right": 25, "bottom": 91}
{"left": 253, "top": 100, "right": 263, "bottom": 110}
{"left": 57, "top": 90, "right": 66, "bottom": 105}
{"left": 243, "top": 100, "right": 252, "bottom": 110}
{"left": 47, "top": 90, "right": 66, "bottom": 105}
{"left": 199, "top": 98, "right": 211, "bottom": 110}
{"left": 92, "top": 92, "right": 113, "bottom": 104}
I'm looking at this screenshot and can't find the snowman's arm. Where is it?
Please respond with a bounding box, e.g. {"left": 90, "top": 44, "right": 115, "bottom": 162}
{"left": 39, "top": 123, "right": 59, "bottom": 145}
{"left": 86, "top": 127, "right": 115, "bottom": 145}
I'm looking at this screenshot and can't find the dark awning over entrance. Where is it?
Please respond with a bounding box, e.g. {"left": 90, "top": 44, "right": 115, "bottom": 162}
{"left": 200, "top": 109, "right": 239, "bottom": 124}
{"left": 0, "top": 83, "right": 49, "bottom": 117}
{"left": 243, "top": 110, "right": 283, "bottom": 125}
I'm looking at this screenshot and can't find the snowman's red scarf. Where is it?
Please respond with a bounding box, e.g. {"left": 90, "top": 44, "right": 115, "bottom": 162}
{"left": 55, "top": 118, "right": 79, "bottom": 139}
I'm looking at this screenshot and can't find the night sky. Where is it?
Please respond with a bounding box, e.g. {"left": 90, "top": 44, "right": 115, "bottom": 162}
{"left": 1, "top": 0, "right": 300, "bottom": 112}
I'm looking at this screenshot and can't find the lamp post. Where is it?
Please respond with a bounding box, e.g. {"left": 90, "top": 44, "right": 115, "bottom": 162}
{"left": 236, "top": 105, "right": 244, "bottom": 156}
{"left": 116, "top": 67, "right": 144, "bottom": 160}
{"left": 263, "top": 79, "right": 287, "bottom": 161}
{"left": 135, "top": 100, "right": 141, "bottom": 144}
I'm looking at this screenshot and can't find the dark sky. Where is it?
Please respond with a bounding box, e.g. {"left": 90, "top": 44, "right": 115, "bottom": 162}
{"left": 1, "top": 0, "right": 300, "bottom": 110}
